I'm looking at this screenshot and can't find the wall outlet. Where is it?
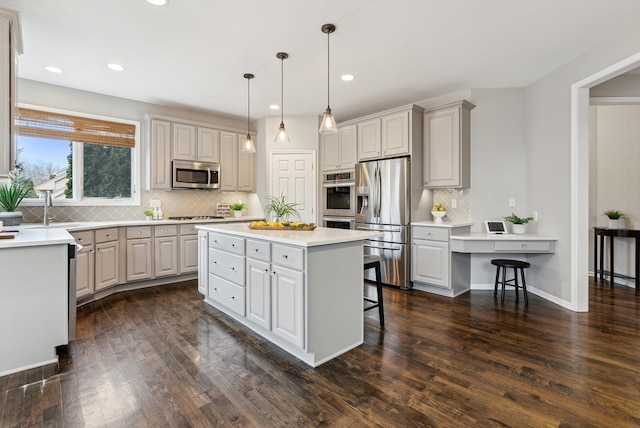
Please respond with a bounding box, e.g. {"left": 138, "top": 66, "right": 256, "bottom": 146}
{"left": 508, "top": 198, "right": 516, "bottom": 207}
{"left": 451, "top": 199, "right": 457, "bottom": 209}
{"left": 533, "top": 211, "right": 538, "bottom": 221}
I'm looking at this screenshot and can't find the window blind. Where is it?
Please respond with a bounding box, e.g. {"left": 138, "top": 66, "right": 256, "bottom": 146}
{"left": 15, "top": 108, "right": 136, "bottom": 148}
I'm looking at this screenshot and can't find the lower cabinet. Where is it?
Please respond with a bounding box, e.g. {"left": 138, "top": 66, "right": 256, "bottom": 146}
{"left": 270, "top": 265, "right": 304, "bottom": 348}
{"left": 179, "top": 224, "right": 199, "bottom": 274}
{"left": 95, "top": 228, "right": 119, "bottom": 291}
{"left": 246, "top": 258, "right": 271, "bottom": 330}
{"left": 154, "top": 225, "right": 178, "bottom": 277}
{"left": 412, "top": 239, "right": 449, "bottom": 288}
{"left": 71, "top": 230, "right": 95, "bottom": 299}
{"left": 126, "top": 226, "right": 153, "bottom": 282}
{"left": 197, "top": 230, "right": 208, "bottom": 295}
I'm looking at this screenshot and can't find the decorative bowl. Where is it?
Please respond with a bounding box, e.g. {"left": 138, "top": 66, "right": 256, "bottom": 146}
{"left": 431, "top": 210, "right": 446, "bottom": 223}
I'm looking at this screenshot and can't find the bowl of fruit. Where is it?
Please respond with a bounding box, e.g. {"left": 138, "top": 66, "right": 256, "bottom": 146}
{"left": 431, "top": 203, "right": 447, "bottom": 224}
{"left": 249, "top": 220, "right": 316, "bottom": 231}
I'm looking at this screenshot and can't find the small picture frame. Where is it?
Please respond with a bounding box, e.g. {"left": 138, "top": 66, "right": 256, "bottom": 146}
{"left": 485, "top": 220, "right": 508, "bottom": 234}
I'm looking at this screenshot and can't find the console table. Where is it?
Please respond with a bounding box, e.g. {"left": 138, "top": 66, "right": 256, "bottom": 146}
{"left": 593, "top": 227, "right": 640, "bottom": 290}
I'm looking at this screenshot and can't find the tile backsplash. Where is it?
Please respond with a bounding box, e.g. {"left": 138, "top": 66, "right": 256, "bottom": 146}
{"left": 432, "top": 188, "right": 471, "bottom": 223}
{"left": 20, "top": 190, "right": 260, "bottom": 223}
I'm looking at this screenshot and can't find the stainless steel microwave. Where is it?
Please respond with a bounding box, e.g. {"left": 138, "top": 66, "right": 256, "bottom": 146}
{"left": 172, "top": 160, "right": 220, "bottom": 190}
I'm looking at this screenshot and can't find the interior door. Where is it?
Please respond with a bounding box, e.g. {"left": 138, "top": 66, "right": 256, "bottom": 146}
{"left": 269, "top": 151, "right": 316, "bottom": 223}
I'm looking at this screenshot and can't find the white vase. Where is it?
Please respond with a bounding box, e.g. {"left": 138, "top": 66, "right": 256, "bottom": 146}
{"left": 608, "top": 219, "right": 619, "bottom": 229}
{"left": 431, "top": 211, "right": 446, "bottom": 224}
{"left": 233, "top": 210, "right": 242, "bottom": 218}
{"left": 512, "top": 224, "right": 527, "bottom": 235}
{"left": 0, "top": 211, "right": 23, "bottom": 226}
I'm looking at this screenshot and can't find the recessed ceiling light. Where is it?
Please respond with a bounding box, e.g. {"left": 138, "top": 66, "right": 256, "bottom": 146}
{"left": 341, "top": 74, "right": 355, "bottom": 81}
{"left": 146, "top": 0, "right": 168, "bottom": 5}
{"left": 107, "top": 63, "right": 125, "bottom": 71}
{"left": 44, "top": 66, "right": 62, "bottom": 73}
{"left": 269, "top": 105, "right": 280, "bottom": 110}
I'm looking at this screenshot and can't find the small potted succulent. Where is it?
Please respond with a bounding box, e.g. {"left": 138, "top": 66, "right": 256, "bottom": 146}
{"left": 144, "top": 209, "right": 154, "bottom": 221}
{"left": 0, "top": 181, "right": 30, "bottom": 226}
{"left": 230, "top": 202, "right": 246, "bottom": 218}
{"left": 604, "top": 210, "right": 624, "bottom": 229}
{"left": 504, "top": 213, "right": 534, "bottom": 235}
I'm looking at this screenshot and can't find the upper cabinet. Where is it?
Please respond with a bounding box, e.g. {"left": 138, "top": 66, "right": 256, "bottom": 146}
{"left": 320, "top": 125, "right": 356, "bottom": 172}
{"left": 423, "top": 100, "right": 475, "bottom": 189}
{"left": 356, "top": 105, "right": 423, "bottom": 162}
{"left": 0, "top": 8, "right": 21, "bottom": 175}
{"left": 145, "top": 114, "right": 254, "bottom": 191}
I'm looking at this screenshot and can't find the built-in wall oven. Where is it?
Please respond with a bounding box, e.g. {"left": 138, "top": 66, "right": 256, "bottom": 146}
{"left": 322, "top": 171, "right": 355, "bottom": 217}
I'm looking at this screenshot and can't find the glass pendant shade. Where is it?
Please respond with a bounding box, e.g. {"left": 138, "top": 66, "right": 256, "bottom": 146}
{"left": 241, "top": 73, "right": 256, "bottom": 154}
{"left": 242, "top": 134, "right": 256, "bottom": 153}
{"left": 319, "top": 107, "right": 338, "bottom": 134}
{"left": 274, "top": 122, "right": 290, "bottom": 143}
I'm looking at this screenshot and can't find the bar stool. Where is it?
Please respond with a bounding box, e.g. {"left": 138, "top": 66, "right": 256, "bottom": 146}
{"left": 491, "top": 259, "right": 530, "bottom": 304}
{"left": 363, "top": 254, "right": 385, "bottom": 327}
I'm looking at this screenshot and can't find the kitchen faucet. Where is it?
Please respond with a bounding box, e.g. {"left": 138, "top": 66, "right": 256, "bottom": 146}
{"left": 42, "top": 190, "right": 52, "bottom": 226}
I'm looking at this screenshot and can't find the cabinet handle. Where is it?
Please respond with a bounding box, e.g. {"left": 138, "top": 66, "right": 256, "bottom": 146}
{"left": 264, "top": 268, "right": 269, "bottom": 272}
{"left": 78, "top": 238, "right": 83, "bottom": 242}
{"left": 254, "top": 248, "right": 259, "bottom": 252}
{"left": 282, "top": 254, "right": 289, "bottom": 260}
{"left": 138, "top": 231, "right": 142, "bottom": 235}
{"left": 231, "top": 244, "right": 236, "bottom": 247}
{"left": 214, "top": 287, "right": 218, "bottom": 291}
{"left": 230, "top": 296, "right": 235, "bottom": 300}
{"left": 271, "top": 271, "right": 277, "bottom": 276}
{"left": 522, "top": 244, "right": 527, "bottom": 248}
{"left": 230, "top": 267, "right": 235, "bottom": 271}
{"left": 106, "top": 234, "right": 111, "bottom": 238}
{"left": 213, "top": 261, "right": 218, "bottom": 264}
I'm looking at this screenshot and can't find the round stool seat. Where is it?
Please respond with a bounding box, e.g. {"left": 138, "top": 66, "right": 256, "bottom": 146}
{"left": 364, "top": 254, "right": 382, "bottom": 265}
{"left": 491, "top": 259, "right": 530, "bottom": 269}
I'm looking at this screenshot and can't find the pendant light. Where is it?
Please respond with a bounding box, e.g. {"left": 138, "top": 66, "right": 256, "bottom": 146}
{"left": 319, "top": 23, "right": 338, "bottom": 134}
{"left": 242, "top": 73, "right": 256, "bottom": 153}
{"left": 274, "top": 52, "right": 290, "bottom": 143}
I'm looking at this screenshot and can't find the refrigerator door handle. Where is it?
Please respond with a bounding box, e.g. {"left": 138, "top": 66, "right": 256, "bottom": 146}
{"left": 357, "top": 226, "right": 402, "bottom": 233}
{"left": 377, "top": 164, "right": 382, "bottom": 218}
{"left": 364, "top": 243, "right": 402, "bottom": 251}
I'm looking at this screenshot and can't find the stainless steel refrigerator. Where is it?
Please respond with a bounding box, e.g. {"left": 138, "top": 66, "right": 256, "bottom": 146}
{"left": 355, "top": 157, "right": 411, "bottom": 289}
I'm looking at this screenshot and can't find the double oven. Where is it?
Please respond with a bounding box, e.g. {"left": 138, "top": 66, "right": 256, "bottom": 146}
{"left": 321, "top": 171, "right": 355, "bottom": 230}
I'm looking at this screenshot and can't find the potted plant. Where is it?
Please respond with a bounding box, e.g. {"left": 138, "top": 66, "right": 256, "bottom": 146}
{"left": 0, "top": 182, "right": 30, "bottom": 226}
{"left": 264, "top": 194, "right": 300, "bottom": 222}
{"left": 144, "top": 209, "right": 154, "bottom": 221}
{"left": 431, "top": 202, "right": 447, "bottom": 224}
{"left": 504, "top": 213, "right": 534, "bottom": 235}
{"left": 604, "top": 210, "right": 624, "bottom": 229}
{"left": 230, "top": 202, "right": 246, "bottom": 218}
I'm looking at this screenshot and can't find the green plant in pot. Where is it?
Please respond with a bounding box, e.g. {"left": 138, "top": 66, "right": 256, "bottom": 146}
{"left": 144, "top": 209, "right": 154, "bottom": 220}
{"left": 0, "top": 182, "right": 30, "bottom": 226}
{"left": 264, "top": 194, "right": 300, "bottom": 222}
{"left": 604, "top": 210, "right": 624, "bottom": 229}
{"left": 504, "top": 213, "right": 534, "bottom": 235}
{"left": 230, "top": 202, "right": 246, "bottom": 218}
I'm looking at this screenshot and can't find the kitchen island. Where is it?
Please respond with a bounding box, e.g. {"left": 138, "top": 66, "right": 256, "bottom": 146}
{"left": 196, "top": 223, "right": 383, "bottom": 367}
{"left": 0, "top": 228, "right": 75, "bottom": 376}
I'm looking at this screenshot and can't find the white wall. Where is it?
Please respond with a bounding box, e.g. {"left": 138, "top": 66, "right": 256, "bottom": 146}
{"left": 591, "top": 74, "right": 640, "bottom": 98}
{"left": 525, "top": 17, "right": 640, "bottom": 307}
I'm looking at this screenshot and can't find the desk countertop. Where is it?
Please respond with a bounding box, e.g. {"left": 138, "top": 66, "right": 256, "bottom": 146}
{"left": 450, "top": 233, "right": 557, "bottom": 241}
{"left": 411, "top": 221, "right": 473, "bottom": 228}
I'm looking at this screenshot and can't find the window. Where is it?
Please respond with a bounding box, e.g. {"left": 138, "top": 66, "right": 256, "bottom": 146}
{"left": 14, "top": 106, "right": 140, "bottom": 206}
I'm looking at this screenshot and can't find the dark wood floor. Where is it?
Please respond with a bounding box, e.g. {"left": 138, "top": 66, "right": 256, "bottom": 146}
{"left": 1, "top": 278, "right": 640, "bottom": 427}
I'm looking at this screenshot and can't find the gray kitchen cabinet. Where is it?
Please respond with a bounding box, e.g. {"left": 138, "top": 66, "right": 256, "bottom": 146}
{"left": 95, "top": 228, "right": 120, "bottom": 291}
{"left": 356, "top": 105, "right": 423, "bottom": 162}
{"left": 423, "top": 100, "right": 475, "bottom": 188}
{"left": 71, "top": 230, "right": 94, "bottom": 299}
{"left": 412, "top": 236, "right": 449, "bottom": 288}
{"left": 149, "top": 119, "right": 172, "bottom": 190}
{"left": 179, "top": 224, "right": 199, "bottom": 274}
{"left": 154, "top": 225, "right": 178, "bottom": 277}
{"left": 321, "top": 125, "right": 357, "bottom": 172}
{"left": 245, "top": 257, "right": 271, "bottom": 331}
{"left": 271, "top": 263, "right": 304, "bottom": 348}
{"left": 197, "top": 127, "right": 220, "bottom": 163}
{"left": 0, "top": 9, "right": 19, "bottom": 175}
{"left": 126, "top": 226, "right": 153, "bottom": 282}
{"left": 172, "top": 123, "right": 197, "bottom": 161}
{"left": 219, "top": 131, "right": 238, "bottom": 191}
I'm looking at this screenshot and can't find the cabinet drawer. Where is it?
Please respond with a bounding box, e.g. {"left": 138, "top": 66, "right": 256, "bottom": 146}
{"left": 412, "top": 226, "right": 449, "bottom": 242}
{"left": 179, "top": 223, "right": 198, "bottom": 235}
{"left": 209, "top": 248, "right": 245, "bottom": 286}
{"left": 272, "top": 244, "right": 304, "bottom": 271}
{"left": 494, "top": 241, "right": 551, "bottom": 252}
{"left": 71, "top": 230, "right": 94, "bottom": 246}
{"left": 95, "top": 227, "right": 119, "bottom": 243}
{"left": 246, "top": 239, "right": 270, "bottom": 262}
{"left": 208, "top": 274, "right": 245, "bottom": 316}
{"left": 155, "top": 225, "right": 178, "bottom": 237}
{"left": 126, "top": 226, "right": 151, "bottom": 239}
{"left": 209, "top": 232, "right": 245, "bottom": 256}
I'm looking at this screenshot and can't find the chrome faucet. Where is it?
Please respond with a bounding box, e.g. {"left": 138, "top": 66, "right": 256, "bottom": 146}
{"left": 42, "top": 190, "right": 52, "bottom": 226}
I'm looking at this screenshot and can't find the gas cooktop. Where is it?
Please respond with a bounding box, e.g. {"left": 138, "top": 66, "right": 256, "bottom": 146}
{"left": 168, "top": 215, "right": 226, "bottom": 221}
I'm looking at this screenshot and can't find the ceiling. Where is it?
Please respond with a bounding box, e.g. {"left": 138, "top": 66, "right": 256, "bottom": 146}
{"left": 1, "top": 0, "right": 640, "bottom": 123}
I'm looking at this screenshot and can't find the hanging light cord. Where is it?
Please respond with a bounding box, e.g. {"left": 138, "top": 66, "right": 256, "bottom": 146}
{"left": 280, "top": 56, "right": 285, "bottom": 125}
{"left": 326, "top": 29, "right": 331, "bottom": 110}
{"left": 247, "top": 77, "right": 250, "bottom": 135}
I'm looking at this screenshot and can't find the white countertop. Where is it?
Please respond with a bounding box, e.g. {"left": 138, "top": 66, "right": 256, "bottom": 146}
{"left": 0, "top": 228, "right": 75, "bottom": 249}
{"left": 411, "top": 221, "right": 474, "bottom": 228}
{"left": 450, "top": 233, "right": 557, "bottom": 241}
{"left": 197, "top": 223, "right": 384, "bottom": 247}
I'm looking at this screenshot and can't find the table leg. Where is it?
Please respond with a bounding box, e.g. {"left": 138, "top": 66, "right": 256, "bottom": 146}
{"left": 636, "top": 236, "right": 640, "bottom": 291}
{"left": 594, "top": 229, "right": 598, "bottom": 281}
{"left": 600, "top": 232, "right": 605, "bottom": 282}
{"left": 609, "top": 235, "right": 615, "bottom": 286}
